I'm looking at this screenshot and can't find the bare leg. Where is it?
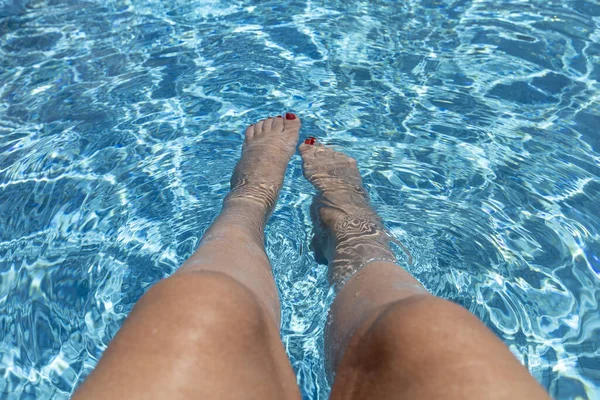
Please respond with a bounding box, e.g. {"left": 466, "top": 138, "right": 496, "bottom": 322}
{"left": 74, "top": 115, "right": 302, "bottom": 400}
{"left": 299, "top": 143, "right": 550, "bottom": 400}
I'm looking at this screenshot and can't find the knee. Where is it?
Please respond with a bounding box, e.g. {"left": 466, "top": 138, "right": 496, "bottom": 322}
{"left": 373, "top": 295, "right": 480, "bottom": 343}
{"left": 379, "top": 294, "right": 476, "bottom": 333}
{"left": 138, "top": 272, "right": 272, "bottom": 347}
{"left": 354, "top": 295, "right": 486, "bottom": 365}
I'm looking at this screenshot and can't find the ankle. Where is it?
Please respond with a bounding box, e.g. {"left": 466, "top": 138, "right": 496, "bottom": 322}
{"left": 330, "top": 239, "right": 396, "bottom": 287}
{"left": 330, "top": 213, "right": 388, "bottom": 244}
{"left": 211, "top": 200, "right": 268, "bottom": 243}
{"left": 224, "top": 194, "right": 271, "bottom": 214}
{"left": 321, "top": 187, "right": 371, "bottom": 208}
{"left": 332, "top": 241, "right": 395, "bottom": 267}
{"left": 226, "top": 181, "right": 280, "bottom": 212}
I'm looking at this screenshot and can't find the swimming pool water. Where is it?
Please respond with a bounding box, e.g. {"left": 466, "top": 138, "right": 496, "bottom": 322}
{"left": 0, "top": 0, "right": 599, "bottom": 398}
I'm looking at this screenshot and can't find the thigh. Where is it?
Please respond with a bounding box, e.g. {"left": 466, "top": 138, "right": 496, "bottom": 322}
{"left": 74, "top": 272, "right": 300, "bottom": 400}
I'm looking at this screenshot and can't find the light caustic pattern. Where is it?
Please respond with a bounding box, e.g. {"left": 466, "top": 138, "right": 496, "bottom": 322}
{"left": 0, "top": 0, "right": 599, "bottom": 398}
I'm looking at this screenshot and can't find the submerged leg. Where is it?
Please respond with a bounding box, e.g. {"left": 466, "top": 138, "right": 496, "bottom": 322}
{"left": 299, "top": 143, "right": 550, "bottom": 400}
{"left": 75, "top": 114, "right": 303, "bottom": 400}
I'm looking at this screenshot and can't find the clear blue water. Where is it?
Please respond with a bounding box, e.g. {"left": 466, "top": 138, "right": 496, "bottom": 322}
{"left": 0, "top": 0, "right": 599, "bottom": 398}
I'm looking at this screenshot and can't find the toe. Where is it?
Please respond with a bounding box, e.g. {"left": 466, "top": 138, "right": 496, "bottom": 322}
{"left": 272, "top": 115, "right": 284, "bottom": 133}
{"left": 254, "top": 119, "right": 265, "bottom": 134}
{"left": 283, "top": 113, "right": 301, "bottom": 134}
{"left": 263, "top": 117, "right": 274, "bottom": 132}
{"left": 299, "top": 142, "right": 317, "bottom": 158}
{"left": 315, "top": 144, "right": 330, "bottom": 157}
{"left": 245, "top": 124, "right": 255, "bottom": 140}
{"left": 332, "top": 149, "right": 347, "bottom": 160}
{"left": 333, "top": 150, "right": 357, "bottom": 165}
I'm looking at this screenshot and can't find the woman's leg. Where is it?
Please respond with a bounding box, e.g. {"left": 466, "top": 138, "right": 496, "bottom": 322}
{"left": 299, "top": 143, "right": 550, "bottom": 400}
{"left": 74, "top": 114, "right": 302, "bottom": 400}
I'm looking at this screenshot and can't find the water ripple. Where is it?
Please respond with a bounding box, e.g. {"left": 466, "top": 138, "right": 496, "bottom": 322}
{"left": 0, "top": 0, "right": 599, "bottom": 399}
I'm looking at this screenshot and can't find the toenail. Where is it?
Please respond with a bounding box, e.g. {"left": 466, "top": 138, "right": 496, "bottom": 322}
{"left": 285, "top": 113, "right": 296, "bottom": 120}
{"left": 277, "top": 115, "right": 282, "bottom": 118}
{"left": 305, "top": 136, "right": 316, "bottom": 145}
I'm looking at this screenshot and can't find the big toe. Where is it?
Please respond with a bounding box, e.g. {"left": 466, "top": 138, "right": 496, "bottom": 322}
{"left": 299, "top": 142, "right": 315, "bottom": 158}
{"left": 283, "top": 113, "right": 301, "bottom": 134}
{"left": 299, "top": 142, "right": 328, "bottom": 164}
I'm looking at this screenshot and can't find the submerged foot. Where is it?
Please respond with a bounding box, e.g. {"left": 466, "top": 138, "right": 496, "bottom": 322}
{"left": 227, "top": 113, "right": 301, "bottom": 212}
{"left": 299, "top": 143, "right": 397, "bottom": 288}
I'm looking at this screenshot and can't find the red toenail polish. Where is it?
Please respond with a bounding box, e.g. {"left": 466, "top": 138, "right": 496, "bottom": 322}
{"left": 285, "top": 113, "right": 296, "bottom": 120}
{"left": 305, "top": 136, "right": 316, "bottom": 145}
{"left": 277, "top": 115, "right": 282, "bottom": 118}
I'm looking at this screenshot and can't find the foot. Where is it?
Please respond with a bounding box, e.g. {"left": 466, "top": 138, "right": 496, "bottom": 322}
{"left": 299, "top": 143, "right": 397, "bottom": 288}
{"left": 227, "top": 114, "right": 301, "bottom": 213}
